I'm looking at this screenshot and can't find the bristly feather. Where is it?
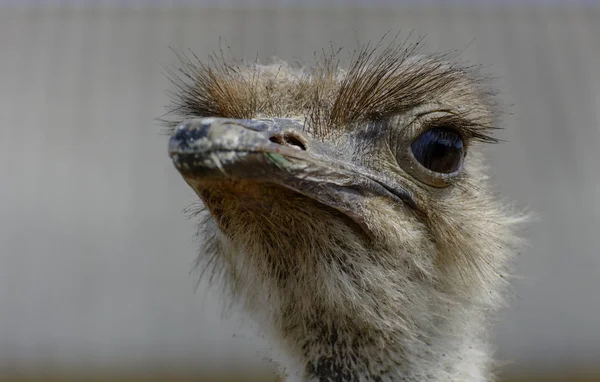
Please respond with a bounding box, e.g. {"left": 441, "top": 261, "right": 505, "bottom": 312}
{"left": 162, "top": 36, "right": 500, "bottom": 143}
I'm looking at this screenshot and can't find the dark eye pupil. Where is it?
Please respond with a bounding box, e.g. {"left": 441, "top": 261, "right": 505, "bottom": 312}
{"left": 411, "top": 128, "right": 463, "bottom": 174}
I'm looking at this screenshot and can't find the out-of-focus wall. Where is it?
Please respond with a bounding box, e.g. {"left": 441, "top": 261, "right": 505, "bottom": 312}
{"left": 1, "top": 2, "right": 599, "bottom": 379}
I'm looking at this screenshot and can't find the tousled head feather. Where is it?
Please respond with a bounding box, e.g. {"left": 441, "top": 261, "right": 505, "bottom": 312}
{"left": 164, "top": 36, "right": 499, "bottom": 142}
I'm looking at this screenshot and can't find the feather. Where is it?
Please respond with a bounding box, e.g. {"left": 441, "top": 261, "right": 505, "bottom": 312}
{"left": 163, "top": 36, "right": 499, "bottom": 143}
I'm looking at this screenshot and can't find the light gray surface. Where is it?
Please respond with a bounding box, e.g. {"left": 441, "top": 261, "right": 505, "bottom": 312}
{"left": 1, "top": 5, "right": 599, "bottom": 374}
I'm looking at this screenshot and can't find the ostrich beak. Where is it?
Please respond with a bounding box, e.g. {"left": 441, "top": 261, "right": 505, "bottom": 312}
{"left": 168, "top": 118, "right": 416, "bottom": 235}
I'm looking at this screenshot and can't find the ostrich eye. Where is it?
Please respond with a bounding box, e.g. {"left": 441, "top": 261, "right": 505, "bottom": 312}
{"left": 411, "top": 128, "right": 463, "bottom": 174}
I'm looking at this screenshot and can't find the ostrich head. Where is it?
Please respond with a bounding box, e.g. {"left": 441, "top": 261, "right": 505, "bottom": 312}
{"left": 165, "top": 40, "right": 522, "bottom": 381}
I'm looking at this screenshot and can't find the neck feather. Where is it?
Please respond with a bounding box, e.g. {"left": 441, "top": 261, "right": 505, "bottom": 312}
{"left": 271, "top": 302, "right": 493, "bottom": 382}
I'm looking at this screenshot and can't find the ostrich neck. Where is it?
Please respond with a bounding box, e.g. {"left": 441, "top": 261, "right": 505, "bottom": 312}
{"left": 294, "top": 320, "right": 394, "bottom": 382}
{"left": 199, "top": 193, "right": 496, "bottom": 380}
{"left": 275, "top": 306, "right": 490, "bottom": 382}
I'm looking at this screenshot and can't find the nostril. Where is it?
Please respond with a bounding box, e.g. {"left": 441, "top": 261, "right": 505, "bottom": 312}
{"left": 269, "top": 132, "right": 307, "bottom": 151}
{"left": 269, "top": 135, "right": 286, "bottom": 145}
{"left": 283, "top": 133, "right": 307, "bottom": 151}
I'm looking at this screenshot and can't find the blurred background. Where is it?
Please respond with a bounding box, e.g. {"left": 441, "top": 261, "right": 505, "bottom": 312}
{"left": 1, "top": 0, "right": 599, "bottom": 381}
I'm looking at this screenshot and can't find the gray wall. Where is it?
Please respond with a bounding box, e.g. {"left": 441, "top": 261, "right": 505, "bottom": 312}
{"left": 1, "top": 3, "right": 599, "bottom": 375}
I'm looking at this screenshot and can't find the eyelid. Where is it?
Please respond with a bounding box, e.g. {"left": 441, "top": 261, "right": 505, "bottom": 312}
{"left": 409, "top": 110, "right": 472, "bottom": 146}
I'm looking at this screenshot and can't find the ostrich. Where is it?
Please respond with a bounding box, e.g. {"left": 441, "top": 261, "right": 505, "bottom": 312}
{"left": 165, "top": 39, "right": 522, "bottom": 381}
